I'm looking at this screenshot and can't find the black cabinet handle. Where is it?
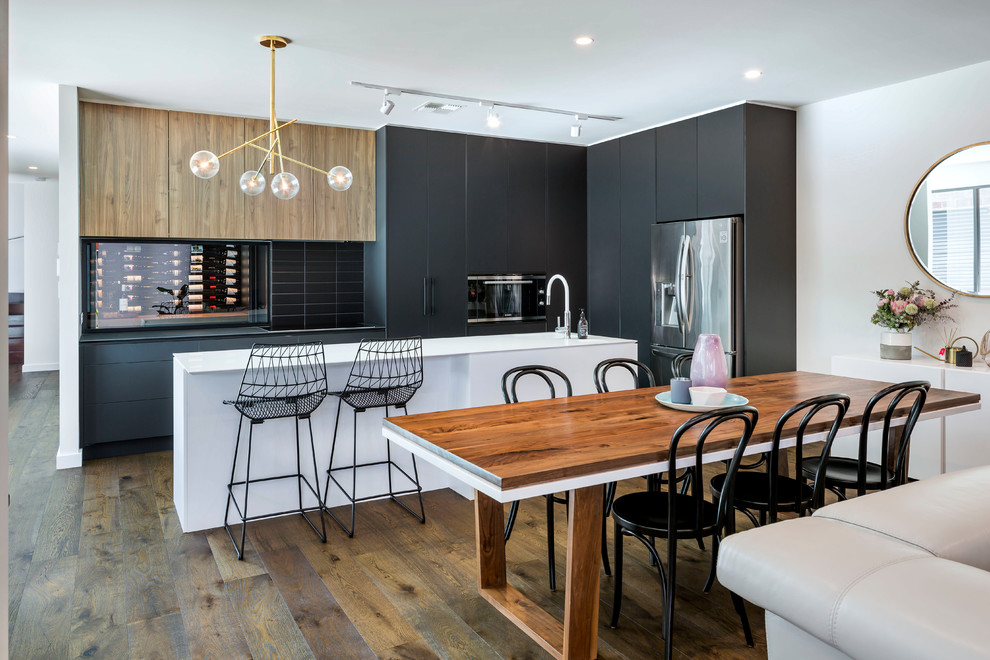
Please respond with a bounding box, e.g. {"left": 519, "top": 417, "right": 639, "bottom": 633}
{"left": 430, "top": 278, "right": 436, "bottom": 316}
{"left": 423, "top": 278, "right": 428, "bottom": 316}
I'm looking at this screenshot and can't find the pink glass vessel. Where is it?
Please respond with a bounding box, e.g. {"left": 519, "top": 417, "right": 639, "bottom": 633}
{"left": 690, "top": 334, "right": 728, "bottom": 389}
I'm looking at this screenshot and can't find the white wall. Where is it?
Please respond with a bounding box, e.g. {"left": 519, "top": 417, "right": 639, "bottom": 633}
{"left": 797, "top": 60, "right": 990, "bottom": 373}
{"left": 22, "top": 180, "right": 59, "bottom": 371}
{"left": 57, "top": 85, "right": 81, "bottom": 469}
{"left": 8, "top": 181, "right": 22, "bottom": 293}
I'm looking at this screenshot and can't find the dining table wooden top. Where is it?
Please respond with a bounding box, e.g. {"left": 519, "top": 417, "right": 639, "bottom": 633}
{"left": 383, "top": 370, "right": 981, "bottom": 493}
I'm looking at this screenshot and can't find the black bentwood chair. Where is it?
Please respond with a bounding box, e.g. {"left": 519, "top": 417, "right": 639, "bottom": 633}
{"left": 711, "top": 394, "right": 850, "bottom": 527}
{"left": 223, "top": 342, "right": 329, "bottom": 560}
{"left": 609, "top": 406, "right": 759, "bottom": 660}
{"left": 593, "top": 358, "right": 659, "bottom": 575}
{"left": 801, "top": 380, "right": 930, "bottom": 500}
{"left": 323, "top": 337, "right": 426, "bottom": 537}
{"left": 501, "top": 365, "right": 572, "bottom": 591}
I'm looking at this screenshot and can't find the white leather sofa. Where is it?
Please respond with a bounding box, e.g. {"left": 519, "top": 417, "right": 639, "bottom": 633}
{"left": 717, "top": 465, "right": 990, "bottom": 660}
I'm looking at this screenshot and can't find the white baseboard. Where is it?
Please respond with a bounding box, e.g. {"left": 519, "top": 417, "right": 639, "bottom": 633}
{"left": 55, "top": 448, "right": 82, "bottom": 470}
{"left": 22, "top": 362, "right": 59, "bottom": 373}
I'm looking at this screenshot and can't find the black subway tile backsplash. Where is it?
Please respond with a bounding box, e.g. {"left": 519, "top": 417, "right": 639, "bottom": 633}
{"left": 270, "top": 242, "right": 364, "bottom": 330}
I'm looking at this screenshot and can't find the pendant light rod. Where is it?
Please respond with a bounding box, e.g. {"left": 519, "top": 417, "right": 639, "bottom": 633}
{"left": 247, "top": 142, "right": 331, "bottom": 176}
{"left": 350, "top": 80, "right": 621, "bottom": 122}
{"left": 215, "top": 119, "right": 297, "bottom": 161}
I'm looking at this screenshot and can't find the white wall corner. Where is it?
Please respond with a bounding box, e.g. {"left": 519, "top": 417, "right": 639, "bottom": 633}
{"left": 55, "top": 448, "right": 83, "bottom": 470}
{"left": 22, "top": 362, "right": 59, "bottom": 373}
{"left": 57, "top": 84, "right": 81, "bottom": 470}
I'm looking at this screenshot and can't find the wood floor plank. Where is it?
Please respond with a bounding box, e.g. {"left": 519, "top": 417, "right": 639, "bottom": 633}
{"left": 296, "top": 524, "right": 436, "bottom": 658}
{"left": 227, "top": 573, "right": 316, "bottom": 660}
{"left": 9, "top": 556, "right": 76, "bottom": 660}
{"left": 126, "top": 612, "right": 191, "bottom": 660}
{"left": 251, "top": 518, "right": 377, "bottom": 659}
{"left": 355, "top": 548, "right": 503, "bottom": 660}
{"left": 117, "top": 453, "right": 152, "bottom": 491}
{"left": 33, "top": 466, "right": 84, "bottom": 561}
{"left": 147, "top": 451, "right": 184, "bottom": 541}
{"left": 206, "top": 527, "right": 268, "bottom": 582}
{"left": 70, "top": 530, "right": 129, "bottom": 659}
{"left": 166, "top": 532, "right": 253, "bottom": 659}
{"left": 119, "top": 487, "right": 182, "bottom": 623}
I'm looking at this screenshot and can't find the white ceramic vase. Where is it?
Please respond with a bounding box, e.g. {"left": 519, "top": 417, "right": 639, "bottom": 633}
{"left": 880, "top": 330, "right": 912, "bottom": 360}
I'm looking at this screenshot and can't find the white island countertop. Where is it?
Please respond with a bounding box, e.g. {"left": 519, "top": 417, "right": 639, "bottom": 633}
{"left": 174, "top": 332, "right": 636, "bottom": 374}
{"left": 172, "top": 332, "right": 638, "bottom": 532}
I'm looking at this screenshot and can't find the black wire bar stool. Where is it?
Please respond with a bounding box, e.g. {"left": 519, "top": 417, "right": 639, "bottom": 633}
{"left": 323, "top": 337, "right": 426, "bottom": 537}
{"left": 609, "top": 406, "right": 759, "bottom": 660}
{"left": 223, "top": 342, "right": 329, "bottom": 560}
{"left": 501, "top": 365, "right": 572, "bottom": 591}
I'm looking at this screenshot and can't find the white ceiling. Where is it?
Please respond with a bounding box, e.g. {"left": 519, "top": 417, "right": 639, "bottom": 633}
{"left": 10, "top": 0, "right": 990, "bottom": 178}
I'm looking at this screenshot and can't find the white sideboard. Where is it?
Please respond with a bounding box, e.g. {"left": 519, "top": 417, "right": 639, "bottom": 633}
{"left": 832, "top": 353, "right": 989, "bottom": 478}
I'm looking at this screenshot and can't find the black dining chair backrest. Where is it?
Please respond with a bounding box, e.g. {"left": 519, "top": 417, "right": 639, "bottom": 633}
{"left": 817, "top": 380, "right": 929, "bottom": 496}
{"left": 668, "top": 406, "right": 759, "bottom": 538}
{"left": 770, "top": 394, "right": 850, "bottom": 514}
{"left": 672, "top": 353, "right": 693, "bottom": 379}
{"left": 593, "top": 358, "right": 656, "bottom": 393}
{"left": 501, "top": 365, "right": 572, "bottom": 403}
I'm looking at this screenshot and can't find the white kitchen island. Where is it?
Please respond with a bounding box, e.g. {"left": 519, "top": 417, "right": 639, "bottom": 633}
{"left": 173, "top": 333, "right": 637, "bottom": 532}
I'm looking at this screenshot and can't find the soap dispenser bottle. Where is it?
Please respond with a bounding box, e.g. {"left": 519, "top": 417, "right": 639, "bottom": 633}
{"left": 577, "top": 309, "right": 589, "bottom": 339}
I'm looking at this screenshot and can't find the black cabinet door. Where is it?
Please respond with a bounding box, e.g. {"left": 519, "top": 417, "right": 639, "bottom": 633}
{"left": 657, "top": 118, "right": 698, "bottom": 222}
{"left": 466, "top": 136, "right": 508, "bottom": 274}
{"left": 698, "top": 105, "right": 745, "bottom": 218}
{"left": 506, "top": 140, "right": 547, "bottom": 274}
{"left": 547, "top": 144, "right": 587, "bottom": 332}
{"left": 619, "top": 131, "right": 656, "bottom": 367}
{"left": 586, "top": 140, "right": 621, "bottom": 337}
{"left": 385, "top": 128, "right": 431, "bottom": 338}
{"left": 427, "top": 131, "right": 467, "bottom": 338}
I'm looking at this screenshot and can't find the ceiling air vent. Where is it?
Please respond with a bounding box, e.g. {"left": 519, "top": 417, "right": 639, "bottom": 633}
{"left": 413, "top": 102, "right": 463, "bottom": 115}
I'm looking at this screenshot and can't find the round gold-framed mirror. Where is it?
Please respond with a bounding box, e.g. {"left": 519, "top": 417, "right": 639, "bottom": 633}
{"left": 905, "top": 141, "right": 990, "bottom": 297}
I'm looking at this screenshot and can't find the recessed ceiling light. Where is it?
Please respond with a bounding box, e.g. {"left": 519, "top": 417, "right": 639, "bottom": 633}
{"left": 575, "top": 36, "right": 595, "bottom": 46}
{"left": 744, "top": 70, "right": 763, "bottom": 80}
{"left": 28, "top": 166, "right": 38, "bottom": 170}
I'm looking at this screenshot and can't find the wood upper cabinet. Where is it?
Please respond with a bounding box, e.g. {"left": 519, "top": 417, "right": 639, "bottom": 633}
{"left": 80, "top": 102, "right": 169, "bottom": 237}
{"left": 315, "top": 125, "right": 376, "bottom": 241}
{"left": 79, "top": 101, "right": 376, "bottom": 241}
{"left": 167, "top": 111, "right": 245, "bottom": 239}
{"left": 243, "top": 118, "right": 317, "bottom": 240}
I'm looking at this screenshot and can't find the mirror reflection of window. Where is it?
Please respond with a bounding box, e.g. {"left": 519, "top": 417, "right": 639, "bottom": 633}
{"left": 906, "top": 143, "right": 990, "bottom": 296}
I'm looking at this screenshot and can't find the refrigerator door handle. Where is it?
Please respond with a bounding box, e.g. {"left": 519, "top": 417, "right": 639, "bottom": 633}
{"left": 677, "top": 235, "right": 694, "bottom": 335}
{"left": 673, "top": 236, "right": 685, "bottom": 336}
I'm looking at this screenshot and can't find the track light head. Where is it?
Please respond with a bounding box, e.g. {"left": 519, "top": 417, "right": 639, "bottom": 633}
{"left": 570, "top": 124, "right": 581, "bottom": 138}
{"left": 380, "top": 91, "right": 395, "bottom": 116}
{"left": 486, "top": 107, "right": 501, "bottom": 129}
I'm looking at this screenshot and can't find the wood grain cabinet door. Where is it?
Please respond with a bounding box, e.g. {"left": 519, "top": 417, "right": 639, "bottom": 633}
{"left": 167, "top": 111, "right": 246, "bottom": 239}
{"left": 242, "top": 119, "right": 317, "bottom": 240}
{"left": 80, "top": 102, "right": 169, "bottom": 237}
{"left": 314, "top": 125, "right": 376, "bottom": 241}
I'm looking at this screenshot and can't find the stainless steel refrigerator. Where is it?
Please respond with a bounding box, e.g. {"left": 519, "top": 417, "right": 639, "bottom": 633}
{"left": 650, "top": 217, "right": 742, "bottom": 385}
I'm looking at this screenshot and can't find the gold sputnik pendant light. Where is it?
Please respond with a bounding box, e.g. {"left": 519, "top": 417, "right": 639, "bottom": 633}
{"left": 189, "top": 35, "right": 353, "bottom": 200}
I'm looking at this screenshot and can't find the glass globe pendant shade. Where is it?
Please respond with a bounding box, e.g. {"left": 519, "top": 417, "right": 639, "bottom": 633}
{"left": 189, "top": 151, "right": 220, "bottom": 179}
{"left": 327, "top": 166, "right": 353, "bottom": 191}
{"left": 239, "top": 170, "right": 266, "bottom": 196}
{"left": 271, "top": 172, "right": 300, "bottom": 200}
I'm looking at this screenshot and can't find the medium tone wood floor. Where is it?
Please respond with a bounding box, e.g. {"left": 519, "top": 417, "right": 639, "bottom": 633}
{"left": 9, "top": 368, "right": 775, "bottom": 659}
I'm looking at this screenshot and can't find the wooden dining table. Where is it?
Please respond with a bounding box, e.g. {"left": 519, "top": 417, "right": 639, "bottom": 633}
{"left": 381, "top": 371, "right": 980, "bottom": 660}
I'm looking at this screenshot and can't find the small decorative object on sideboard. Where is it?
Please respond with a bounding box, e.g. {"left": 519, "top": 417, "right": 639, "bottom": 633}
{"left": 689, "top": 333, "right": 728, "bottom": 388}
{"left": 982, "top": 331, "right": 990, "bottom": 367}
{"left": 871, "top": 282, "right": 955, "bottom": 360}
{"left": 914, "top": 328, "right": 978, "bottom": 365}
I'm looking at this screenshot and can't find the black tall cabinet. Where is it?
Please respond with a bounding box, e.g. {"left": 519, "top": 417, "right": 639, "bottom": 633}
{"left": 368, "top": 127, "right": 587, "bottom": 339}
{"left": 588, "top": 103, "right": 797, "bottom": 377}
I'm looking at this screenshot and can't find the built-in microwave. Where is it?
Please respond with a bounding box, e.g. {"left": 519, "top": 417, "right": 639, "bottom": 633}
{"left": 467, "top": 274, "right": 546, "bottom": 324}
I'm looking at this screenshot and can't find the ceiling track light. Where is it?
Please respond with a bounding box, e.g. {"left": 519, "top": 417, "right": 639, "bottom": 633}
{"left": 189, "top": 35, "right": 354, "bottom": 199}
{"left": 351, "top": 81, "right": 621, "bottom": 128}
{"left": 380, "top": 89, "right": 396, "bottom": 116}
{"left": 571, "top": 114, "right": 587, "bottom": 138}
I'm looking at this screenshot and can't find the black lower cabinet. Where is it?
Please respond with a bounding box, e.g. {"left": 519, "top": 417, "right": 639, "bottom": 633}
{"left": 79, "top": 328, "right": 385, "bottom": 458}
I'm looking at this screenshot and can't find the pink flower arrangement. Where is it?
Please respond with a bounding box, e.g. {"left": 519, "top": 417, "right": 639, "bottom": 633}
{"left": 871, "top": 281, "right": 955, "bottom": 331}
